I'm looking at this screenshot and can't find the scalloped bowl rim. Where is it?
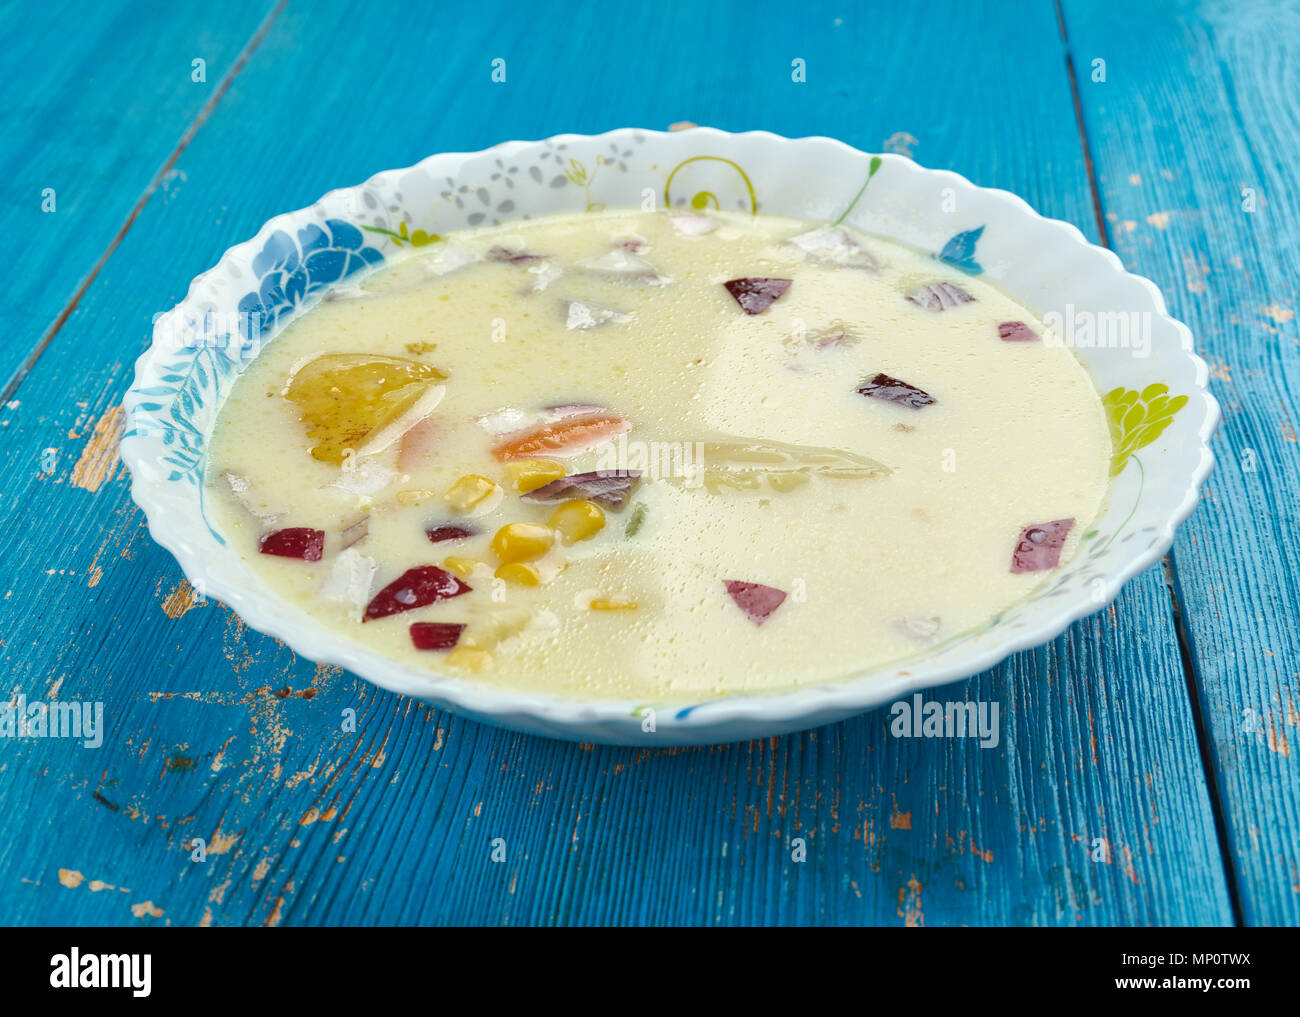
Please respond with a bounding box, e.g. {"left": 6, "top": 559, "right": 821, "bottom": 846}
{"left": 121, "top": 128, "right": 1219, "bottom": 744}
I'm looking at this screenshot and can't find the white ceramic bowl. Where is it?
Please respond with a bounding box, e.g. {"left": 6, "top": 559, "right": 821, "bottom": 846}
{"left": 121, "top": 128, "right": 1217, "bottom": 745}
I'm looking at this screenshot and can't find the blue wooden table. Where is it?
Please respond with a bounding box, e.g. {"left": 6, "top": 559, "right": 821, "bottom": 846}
{"left": 1, "top": 0, "right": 1295, "bottom": 927}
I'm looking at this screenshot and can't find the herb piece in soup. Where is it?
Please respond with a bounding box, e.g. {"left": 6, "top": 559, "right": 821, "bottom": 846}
{"left": 623, "top": 502, "right": 648, "bottom": 536}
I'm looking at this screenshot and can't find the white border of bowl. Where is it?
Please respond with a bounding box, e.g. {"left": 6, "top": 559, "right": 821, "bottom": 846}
{"left": 121, "top": 128, "right": 1218, "bottom": 745}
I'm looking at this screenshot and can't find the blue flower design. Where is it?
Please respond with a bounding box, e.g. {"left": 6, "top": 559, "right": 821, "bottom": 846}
{"left": 936, "top": 225, "right": 985, "bottom": 275}
{"left": 237, "top": 219, "right": 383, "bottom": 335}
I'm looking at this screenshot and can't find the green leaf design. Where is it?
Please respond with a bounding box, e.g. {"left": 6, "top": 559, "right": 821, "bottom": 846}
{"left": 1103, "top": 383, "right": 1189, "bottom": 475}
{"left": 663, "top": 156, "right": 757, "bottom": 214}
{"left": 564, "top": 158, "right": 588, "bottom": 186}
{"left": 833, "top": 155, "right": 884, "bottom": 225}
{"left": 362, "top": 221, "right": 441, "bottom": 247}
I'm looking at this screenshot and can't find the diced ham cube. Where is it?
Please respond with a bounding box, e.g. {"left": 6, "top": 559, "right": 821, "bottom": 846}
{"left": 723, "top": 580, "right": 788, "bottom": 626}
{"left": 1010, "top": 519, "right": 1075, "bottom": 573}
{"left": 723, "top": 278, "right": 792, "bottom": 314}
{"left": 998, "top": 320, "right": 1039, "bottom": 342}
{"left": 259, "top": 527, "right": 325, "bottom": 561}
{"left": 363, "top": 566, "right": 471, "bottom": 621}
{"left": 410, "top": 622, "right": 466, "bottom": 650}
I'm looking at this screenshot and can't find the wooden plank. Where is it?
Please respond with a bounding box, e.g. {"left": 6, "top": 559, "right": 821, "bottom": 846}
{"left": 1062, "top": 0, "right": 1300, "bottom": 926}
{"left": 0, "top": 0, "right": 1232, "bottom": 925}
{"left": 0, "top": 0, "right": 280, "bottom": 395}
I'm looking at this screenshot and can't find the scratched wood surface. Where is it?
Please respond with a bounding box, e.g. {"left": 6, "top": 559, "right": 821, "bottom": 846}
{"left": 0, "top": 0, "right": 278, "bottom": 397}
{"left": 1063, "top": 0, "right": 1300, "bottom": 927}
{"left": 2, "top": 0, "right": 1292, "bottom": 925}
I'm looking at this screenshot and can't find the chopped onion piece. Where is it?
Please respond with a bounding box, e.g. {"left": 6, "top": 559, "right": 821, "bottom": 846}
{"left": 475, "top": 403, "right": 609, "bottom": 437}
{"left": 856, "top": 373, "right": 935, "bottom": 409}
{"left": 521, "top": 470, "right": 643, "bottom": 509}
{"left": 666, "top": 211, "right": 718, "bottom": 236}
{"left": 355, "top": 384, "right": 445, "bottom": 457}
{"left": 474, "top": 406, "right": 537, "bottom": 436}
{"left": 787, "top": 226, "right": 879, "bottom": 271}
{"left": 340, "top": 515, "right": 370, "bottom": 549}
{"left": 320, "top": 547, "right": 378, "bottom": 617}
{"left": 328, "top": 455, "right": 399, "bottom": 495}
{"left": 907, "top": 281, "right": 975, "bottom": 311}
{"left": 564, "top": 300, "right": 633, "bottom": 330}
{"left": 324, "top": 282, "right": 369, "bottom": 301}
{"left": 418, "top": 242, "right": 481, "bottom": 277}
{"left": 523, "top": 259, "right": 563, "bottom": 293}
{"left": 578, "top": 248, "right": 672, "bottom": 286}
{"left": 895, "top": 616, "right": 942, "bottom": 643}
{"left": 545, "top": 403, "right": 606, "bottom": 420}
{"left": 220, "top": 471, "right": 285, "bottom": 527}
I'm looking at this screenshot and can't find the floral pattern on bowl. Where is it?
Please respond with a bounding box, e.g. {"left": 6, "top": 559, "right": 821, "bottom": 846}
{"left": 121, "top": 128, "right": 1218, "bottom": 745}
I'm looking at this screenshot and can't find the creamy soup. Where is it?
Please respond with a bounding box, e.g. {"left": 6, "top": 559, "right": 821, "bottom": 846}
{"left": 206, "top": 209, "right": 1111, "bottom": 701}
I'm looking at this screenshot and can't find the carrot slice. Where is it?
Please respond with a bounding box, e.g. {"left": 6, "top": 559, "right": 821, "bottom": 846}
{"left": 491, "top": 413, "right": 628, "bottom": 461}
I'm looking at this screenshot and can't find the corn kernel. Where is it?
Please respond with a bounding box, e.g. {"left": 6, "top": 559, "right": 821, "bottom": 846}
{"left": 547, "top": 499, "right": 606, "bottom": 543}
{"left": 491, "top": 522, "right": 554, "bottom": 562}
{"left": 442, "top": 556, "right": 479, "bottom": 579}
{"left": 494, "top": 561, "right": 543, "bottom": 586}
{"left": 396, "top": 488, "right": 439, "bottom": 506}
{"left": 445, "top": 645, "right": 493, "bottom": 673}
{"left": 444, "top": 474, "right": 500, "bottom": 514}
{"left": 505, "top": 458, "right": 566, "bottom": 493}
{"left": 590, "top": 595, "right": 638, "bottom": 611}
